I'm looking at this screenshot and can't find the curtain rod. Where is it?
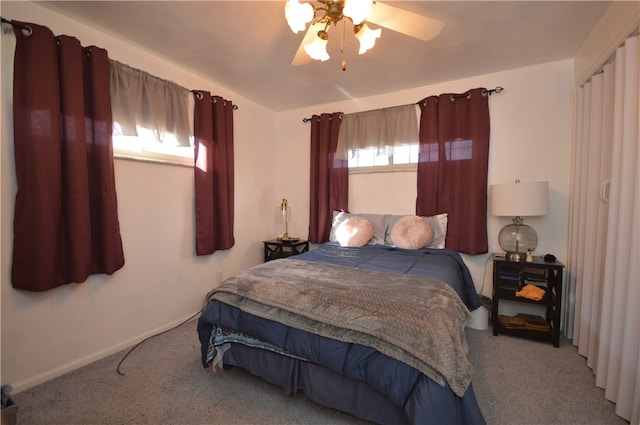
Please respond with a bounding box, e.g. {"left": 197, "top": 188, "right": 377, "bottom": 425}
{"left": 110, "top": 60, "right": 239, "bottom": 110}
{"left": 302, "top": 102, "right": 416, "bottom": 123}
{"left": 192, "top": 90, "right": 239, "bottom": 110}
{"left": 112, "top": 62, "right": 238, "bottom": 109}
{"left": 451, "top": 86, "right": 503, "bottom": 99}
{"left": 302, "top": 86, "right": 504, "bottom": 122}
{"left": 2, "top": 18, "right": 240, "bottom": 111}
{"left": 1, "top": 17, "right": 32, "bottom": 35}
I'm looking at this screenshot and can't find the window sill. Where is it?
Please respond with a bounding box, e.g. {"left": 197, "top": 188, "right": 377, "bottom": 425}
{"left": 348, "top": 163, "right": 417, "bottom": 174}
{"left": 114, "top": 150, "right": 193, "bottom": 168}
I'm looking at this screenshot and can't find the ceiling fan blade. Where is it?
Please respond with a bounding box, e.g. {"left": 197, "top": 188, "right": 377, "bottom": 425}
{"left": 367, "top": 2, "right": 444, "bottom": 42}
{"left": 291, "top": 21, "right": 325, "bottom": 66}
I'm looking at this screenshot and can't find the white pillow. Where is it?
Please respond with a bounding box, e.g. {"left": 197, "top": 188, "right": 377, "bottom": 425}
{"left": 335, "top": 216, "right": 374, "bottom": 247}
{"left": 390, "top": 215, "right": 434, "bottom": 249}
{"left": 428, "top": 213, "right": 448, "bottom": 249}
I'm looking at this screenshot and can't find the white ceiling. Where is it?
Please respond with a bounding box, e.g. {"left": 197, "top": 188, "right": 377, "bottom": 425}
{"left": 37, "top": 1, "right": 612, "bottom": 111}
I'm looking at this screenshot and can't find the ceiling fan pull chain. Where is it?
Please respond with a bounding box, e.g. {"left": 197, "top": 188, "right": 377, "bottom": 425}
{"left": 341, "top": 19, "right": 348, "bottom": 71}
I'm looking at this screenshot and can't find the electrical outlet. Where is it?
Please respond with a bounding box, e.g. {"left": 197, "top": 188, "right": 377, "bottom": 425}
{"left": 216, "top": 271, "right": 224, "bottom": 283}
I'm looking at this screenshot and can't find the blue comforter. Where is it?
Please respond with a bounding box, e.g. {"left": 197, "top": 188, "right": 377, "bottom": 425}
{"left": 197, "top": 242, "right": 484, "bottom": 425}
{"left": 293, "top": 242, "right": 480, "bottom": 310}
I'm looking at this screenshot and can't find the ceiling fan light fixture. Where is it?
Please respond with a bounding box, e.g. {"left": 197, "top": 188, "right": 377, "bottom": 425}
{"left": 354, "top": 23, "right": 381, "bottom": 54}
{"left": 343, "top": 0, "right": 374, "bottom": 25}
{"left": 285, "top": 0, "right": 314, "bottom": 33}
{"left": 287, "top": 0, "right": 443, "bottom": 68}
{"left": 304, "top": 30, "right": 330, "bottom": 61}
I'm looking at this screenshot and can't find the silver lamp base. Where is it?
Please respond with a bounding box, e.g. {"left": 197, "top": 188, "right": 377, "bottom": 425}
{"left": 505, "top": 251, "right": 526, "bottom": 262}
{"left": 498, "top": 217, "right": 538, "bottom": 261}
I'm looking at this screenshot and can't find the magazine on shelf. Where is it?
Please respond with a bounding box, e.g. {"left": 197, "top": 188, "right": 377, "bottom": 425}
{"left": 515, "top": 313, "right": 551, "bottom": 332}
{"left": 498, "top": 315, "right": 526, "bottom": 329}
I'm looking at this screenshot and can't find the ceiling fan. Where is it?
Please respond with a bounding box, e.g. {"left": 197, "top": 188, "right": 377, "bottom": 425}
{"left": 285, "top": 0, "right": 444, "bottom": 69}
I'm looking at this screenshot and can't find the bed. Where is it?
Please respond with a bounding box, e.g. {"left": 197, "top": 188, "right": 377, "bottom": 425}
{"left": 197, "top": 213, "right": 485, "bottom": 425}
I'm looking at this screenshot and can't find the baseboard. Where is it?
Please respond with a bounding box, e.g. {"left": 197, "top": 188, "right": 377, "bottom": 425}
{"left": 13, "top": 311, "right": 199, "bottom": 393}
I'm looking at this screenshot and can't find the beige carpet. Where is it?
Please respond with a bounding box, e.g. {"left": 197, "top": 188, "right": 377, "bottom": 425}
{"left": 11, "top": 318, "right": 627, "bottom": 425}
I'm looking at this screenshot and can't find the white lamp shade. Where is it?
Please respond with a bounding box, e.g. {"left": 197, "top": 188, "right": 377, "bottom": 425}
{"left": 355, "top": 23, "right": 381, "bottom": 54}
{"left": 304, "top": 35, "right": 330, "bottom": 61}
{"left": 490, "top": 181, "right": 549, "bottom": 217}
{"left": 285, "top": 0, "right": 314, "bottom": 33}
{"left": 343, "top": 0, "right": 374, "bottom": 25}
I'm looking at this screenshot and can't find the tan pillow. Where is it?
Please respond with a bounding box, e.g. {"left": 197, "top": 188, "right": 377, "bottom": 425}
{"left": 335, "top": 216, "right": 374, "bottom": 247}
{"left": 391, "top": 215, "right": 434, "bottom": 249}
{"left": 383, "top": 213, "right": 447, "bottom": 248}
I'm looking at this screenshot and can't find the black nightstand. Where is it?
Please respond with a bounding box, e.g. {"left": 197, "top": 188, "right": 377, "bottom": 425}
{"left": 492, "top": 254, "right": 564, "bottom": 347}
{"left": 263, "top": 239, "right": 309, "bottom": 262}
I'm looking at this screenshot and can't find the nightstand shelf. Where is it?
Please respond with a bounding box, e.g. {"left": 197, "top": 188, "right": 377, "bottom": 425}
{"left": 492, "top": 254, "right": 564, "bottom": 347}
{"left": 263, "top": 239, "right": 309, "bottom": 262}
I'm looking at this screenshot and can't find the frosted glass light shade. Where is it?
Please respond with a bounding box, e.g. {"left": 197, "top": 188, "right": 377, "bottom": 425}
{"left": 285, "top": 0, "right": 314, "bottom": 33}
{"left": 304, "top": 35, "right": 330, "bottom": 61}
{"left": 343, "top": 0, "right": 374, "bottom": 25}
{"left": 355, "top": 23, "right": 381, "bottom": 54}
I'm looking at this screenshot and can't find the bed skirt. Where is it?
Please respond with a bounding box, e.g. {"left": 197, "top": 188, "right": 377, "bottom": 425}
{"left": 221, "top": 343, "right": 485, "bottom": 425}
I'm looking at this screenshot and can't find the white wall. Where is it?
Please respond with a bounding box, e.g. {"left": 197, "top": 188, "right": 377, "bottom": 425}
{"left": 5, "top": 0, "right": 631, "bottom": 394}
{"left": 275, "top": 60, "right": 575, "bottom": 297}
{"left": 1, "top": 2, "right": 278, "bottom": 391}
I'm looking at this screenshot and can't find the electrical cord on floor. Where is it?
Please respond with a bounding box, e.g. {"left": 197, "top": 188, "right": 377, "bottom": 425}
{"left": 478, "top": 253, "right": 493, "bottom": 296}
{"left": 476, "top": 254, "right": 493, "bottom": 310}
{"left": 116, "top": 310, "right": 201, "bottom": 376}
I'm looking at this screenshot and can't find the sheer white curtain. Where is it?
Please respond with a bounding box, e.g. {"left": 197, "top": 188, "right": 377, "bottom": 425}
{"left": 567, "top": 33, "right": 639, "bottom": 423}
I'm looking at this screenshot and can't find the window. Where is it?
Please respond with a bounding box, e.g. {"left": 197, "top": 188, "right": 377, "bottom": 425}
{"left": 446, "top": 139, "right": 473, "bottom": 160}
{"left": 347, "top": 139, "right": 472, "bottom": 173}
{"left": 347, "top": 144, "right": 419, "bottom": 171}
{"left": 112, "top": 125, "right": 194, "bottom": 167}
{"left": 336, "top": 104, "right": 421, "bottom": 171}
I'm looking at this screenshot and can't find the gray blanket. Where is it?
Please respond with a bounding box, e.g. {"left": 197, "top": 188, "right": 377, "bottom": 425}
{"left": 208, "top": 258, "right": 473, "bottom": 397}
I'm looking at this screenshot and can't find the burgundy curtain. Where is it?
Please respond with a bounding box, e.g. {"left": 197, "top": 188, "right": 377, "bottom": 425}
{"left": 416, "top": 88, "right": 490, "bottom": 254}
{"left": 193, "top": 92, "right": 235, "bottom": 255}
{"left": 11, "top": 21, "right": 124, "bottom": 291}
{"left": 308, "top": 113, "right": 348, "bottom": 243}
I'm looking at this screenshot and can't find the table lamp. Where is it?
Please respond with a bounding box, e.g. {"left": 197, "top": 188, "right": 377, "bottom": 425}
{"left": 280, "top": 198, "right": 289, "bottom": 240}
{"left": 490, "top": 180, "right": 549, "bottom": 261}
